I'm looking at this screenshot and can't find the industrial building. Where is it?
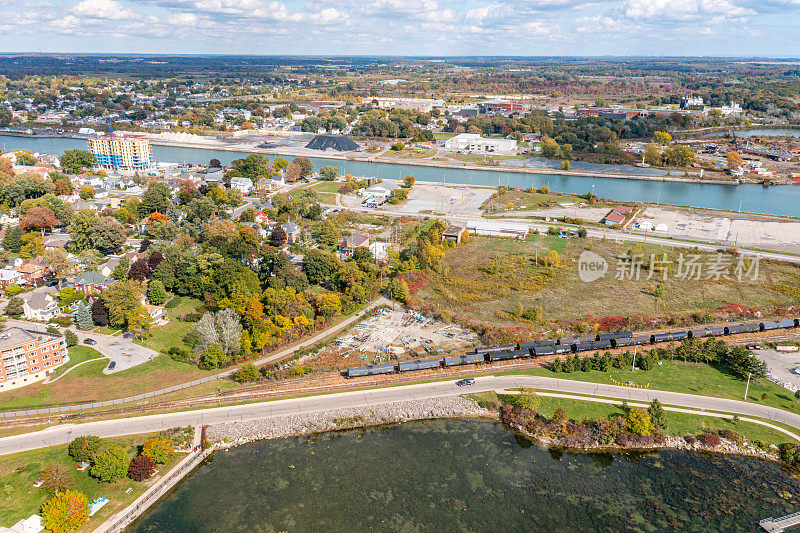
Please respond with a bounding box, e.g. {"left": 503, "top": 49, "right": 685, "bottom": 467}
{"left": 87, "top": 132, "right": 153, "bottom": 171}
{"left": 0, "top": 328, "right": 68, "bottom": 391}
{"left": 443, "top": 133, "right": 518, "bottom": 154}
{"left": 372, "top": 97, "right": 445, "bottom": 113}
{"left": 478, "top": 100, "right": 527, "bottom": 115}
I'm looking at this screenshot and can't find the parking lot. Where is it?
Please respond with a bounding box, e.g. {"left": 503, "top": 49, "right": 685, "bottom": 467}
{"left": 753, "top": 348, "right": 800, "bottom": 392}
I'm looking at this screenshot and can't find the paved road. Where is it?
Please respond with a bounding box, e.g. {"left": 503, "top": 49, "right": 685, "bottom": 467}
{"left": 4, "top": 374, "right": 800, "bottom": 455}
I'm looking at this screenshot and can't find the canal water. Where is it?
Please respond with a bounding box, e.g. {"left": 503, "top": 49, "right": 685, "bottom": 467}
{"left": 129, "top": 419, "right": 800, "bottom": 533}
{"left": 2, "top": 134, "right": 800, "bottom": 217}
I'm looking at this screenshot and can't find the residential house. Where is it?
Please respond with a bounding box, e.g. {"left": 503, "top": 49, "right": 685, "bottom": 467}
{"left": 280, "top": 221, "right": 302, "bottom": 244}
{"left": 74, "top": 271, "right": 116, "bottom": 295}
{"left": 42, "top": 234, "right": 71, "bottom": 251}
{"left": 255, "top": 211, "right": 271, "bottom": 224}
{"left": 197, "top": 167, "right": 224, "bottom": 185}
{"left": 340, "top": 232, "right": 370, "bottom": 257}
{"left": 99, "top": 257, "right": 123, "bottom": 278}
{"left": 22, "top": 293, "right": 60, "bottom": 322}
{"left": 230, "top": 177, "right": 254, "bottom": 195}
{"left": 13, "top": 261, "right": 49, "bottom": 287}
{"left": 362, "top": 182, "right": 402, "bottom": 201}
{"left": 0, "top": 269, "right": 24, "bottom": 290}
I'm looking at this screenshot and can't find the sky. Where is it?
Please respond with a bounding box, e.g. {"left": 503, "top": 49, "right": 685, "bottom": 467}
{"left": 1, "top": 0, "right": 799, "bottom": 56}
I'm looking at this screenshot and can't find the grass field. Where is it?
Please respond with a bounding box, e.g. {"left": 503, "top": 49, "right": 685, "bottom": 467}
{"left": 0, "top": 354, "right": 211, "bottom": 411}
{"left": 386, "top": 148, "right": 436, "bottom": 159}
{"left": 0, "top": 432, "right": 186, "bottom": 531}
{"left": 416, "top": 235, "right": 800, "bottom": 327}
{"left": 50, "top": 346, "right": 105, "bottom": 380}
{"left": 500, "top": 360, "right": 799, "bottom": 412}
{"left": 137, "top": 297, "right": 204, "bottom": 353}
{"left": 483, "top": 189, "right": 613, "bottom": 213}
{"left": 307, "top": 181, "right": 342, "bottom": 204}
{"left": 478, "top": 391, "right": 794, "bottom": 445}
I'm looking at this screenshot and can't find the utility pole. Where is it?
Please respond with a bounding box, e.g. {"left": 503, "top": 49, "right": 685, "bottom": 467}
{"left": 743, "top": 372, "right": 752, "bottom": 400}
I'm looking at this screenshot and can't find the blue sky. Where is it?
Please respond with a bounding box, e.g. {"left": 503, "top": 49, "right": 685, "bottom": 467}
{"left": 0, "top": 0, "right": 799, "bottom": 56}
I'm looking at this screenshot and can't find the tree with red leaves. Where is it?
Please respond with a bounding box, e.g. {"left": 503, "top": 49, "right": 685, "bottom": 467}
{"left": 127, "top": 454, "right": 156, "bottom": 482}
{"left": 20, "top": 206, "right": 59, "bottom": 231}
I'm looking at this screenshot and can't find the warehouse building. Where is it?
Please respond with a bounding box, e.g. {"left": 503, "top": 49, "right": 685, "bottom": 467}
{"left": 443, "top": 133, "right": 518, "bottom": 154}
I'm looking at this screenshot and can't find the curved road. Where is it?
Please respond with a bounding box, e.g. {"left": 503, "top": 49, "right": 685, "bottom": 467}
{"left": 3, "top": 374, "right": 800, "bottom": 455}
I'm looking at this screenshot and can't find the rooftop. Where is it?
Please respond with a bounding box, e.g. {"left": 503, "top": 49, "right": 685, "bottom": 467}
{"left": 0, "top": 327, "right": 61, "bottom": 350}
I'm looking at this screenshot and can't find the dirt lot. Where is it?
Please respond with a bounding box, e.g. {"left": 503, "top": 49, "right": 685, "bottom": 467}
{"left": 301, "top": 307, "right": 480, "bottom": 369}
{"left": 634, "top": 206, "right": 800, "bottom": 254}
{"left": 341, "top": 181, "right": 494, "bottom": 218}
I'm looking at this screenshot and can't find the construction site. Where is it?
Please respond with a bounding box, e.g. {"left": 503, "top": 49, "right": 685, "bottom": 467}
{"left": 302, "top": 307, "right": 480, "bottom": 370}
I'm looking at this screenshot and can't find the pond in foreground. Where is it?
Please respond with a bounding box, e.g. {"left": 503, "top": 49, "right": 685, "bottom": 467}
{"left": 130, "top": 419, "right": 800, "bottom": 532}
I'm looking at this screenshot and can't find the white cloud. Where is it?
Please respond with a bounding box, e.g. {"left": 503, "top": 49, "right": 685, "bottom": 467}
{"left": 621, "top": 0, "right": 754, "bottom": 21}
{"left": 71, "top": 0, "right": 137, "bottom": 19}
{"left": 169, "top": 11, "right": 198, "bottom": 25}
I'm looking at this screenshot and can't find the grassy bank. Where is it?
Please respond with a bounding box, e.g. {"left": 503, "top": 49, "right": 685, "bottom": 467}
{"left": 0, "top": 432, "right": 187, "bottom": 531}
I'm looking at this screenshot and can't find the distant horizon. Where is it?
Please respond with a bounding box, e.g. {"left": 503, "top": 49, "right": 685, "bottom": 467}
{"left": 0, "top": 53, "right": 799, "bottom": 60}
{"left": 0, "top": 0, "right": 799, "bottom": 57}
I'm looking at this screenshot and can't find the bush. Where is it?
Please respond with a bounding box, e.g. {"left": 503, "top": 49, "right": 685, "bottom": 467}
{"left": 182, "top": 312, "right": 202, "bottom": 322}
{"left": 41, "top": 490, "right": 89, "bottom": 533}
{"left": 142, "top": 436, "right": 175, "bottom": 464}
{"left": 684, "top": 434, "right": 696, "bottom": 445}
{"left": 779, "top": 443, "right": 800, "bottom": 466}
{"left": 234, "top": 363, "right": 259, "bottom": 383}
{"left": 699, "top": 432, "right": 721, "bottom": 447}
{"left": 128, "top": 455, "right": 156, "bottom": 482}
{"left": 577, "top": 228, "right": 587, "bottom": 238}
{"left": 167, "top": 346, "right": 193, "bottom": 363}
{"left": 68, "top": 436, "right": 103, "bottom": 463}
{"left": 91, "top": 445, "right": 129, "bottom": 482}
{"left": 49, "top": 317, "right": 73, "bottom": 327}
{"left": 547, "top": 226, "right": 559, "bottom": 235}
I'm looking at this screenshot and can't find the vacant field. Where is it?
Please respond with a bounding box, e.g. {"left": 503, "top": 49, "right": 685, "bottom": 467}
{"left": 416, "top": 235, "right": 800, "bottom": 328}
{"left": 483, "top": 188, "right": 616, "bottom": 214}
{"left": 0, "top": 432, "right": 186, "bottom": 531}
{"left": 385, "top": 148, "right": 436, "bottom": 159}
{"left": 306, "top": 181, "right": 342, "bottom": 204}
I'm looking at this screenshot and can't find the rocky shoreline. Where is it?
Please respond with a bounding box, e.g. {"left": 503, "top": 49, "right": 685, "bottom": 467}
{"left": 205, "top": 396, "right": 784, "bottom": 466}
{"left": 206, "top": 396, "right": 494, "bottom": 448}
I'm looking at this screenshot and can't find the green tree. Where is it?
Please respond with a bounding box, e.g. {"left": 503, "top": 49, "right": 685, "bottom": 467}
{"left": 560, "top": 160, "right": 571, "bottom": 171}
{"left": 39, "top": 462, "right": 73, "bottom": 495}
{"left": 139, "top": 183, "right": 171, "bottom": 216}
{"left": 293, "top": 156, "right": 313, "bottom": 178}
{"left": 141, "top": 436, "right": 175, "bottom": 464}
{"left": 148, "top": 280, "right": 167, "bottom": 305}
{"left": 126, "top": 306, "right": 153, "bottom": 338}
{"left": 232, "top": 153, "right": 270, "bottom": 178}
{"left": 648, "top": 399, "right": 668, "bottom": 431}
{"left": 319, "top": 165, "right": 340, "bottom": 181}
{"left": 403, "top": 174, "right": 415, "bottom": 188}
{"left": 79, "top": 186, "right": 95, "bottom": 200}
{"left": 75, "top": 303, "right": 93, "bottom": 330}
{"left": 41, "top": 489, "right": 89, "bottom": 533}
{"left": 234, "top": 363, "right": 259, "bottom": 382}
{"left": 111, "top": 258, "right": 130, "bottom": 281}
{"left": 644, "top": 143, "right": 662, "bottom": 166}
{"left": 199, "top": 344, "right": 230, "bottom": 369}
{"left": 64, "top": 329, "right": 78, "bottom": 347}
{"left": 389, "top": 278, "right": 410, "bottom": 303}
{"left": 101, "top": 280, "right": 142, "bottom": 327}
{"left": 91, "top": 445, "right": 129, "bottom": 482}
{"left": 5, "top": 296, "right": 23, "bottom": 318}
{"left": 2, "top": 226, "right": 23, "bottom": 253}
{"left": 68, "top": 435, "right": 103, "bottom": 463}
{"left": 540, "top": 136, "right": 561, "bottom": 159}
{"left": 90, "top": 216, "right": 127, "bottom": 253}
{"left": 626, "top": 408, "right": 654, "bottom": 436}
{"left": 60, "top": 149, "right": 96, "bottom": 174}
{"left": 68, "top": 210, "right": 99, "bottom": 253}
{"left": 517, "top": 388, "right": 541, "bottom": 412}
{"left": 653, "top": 131, "right": 672, "bottom": 146}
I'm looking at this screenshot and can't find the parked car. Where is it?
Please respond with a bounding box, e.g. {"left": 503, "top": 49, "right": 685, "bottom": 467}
{"left": 107, "top": 361, "right": 116, "bottom": 371}
{"left": 83, "top": 338, "right": 97, "bottom": 346}
{"left": 456, "top": 378, "right": 475, "bottom": 386}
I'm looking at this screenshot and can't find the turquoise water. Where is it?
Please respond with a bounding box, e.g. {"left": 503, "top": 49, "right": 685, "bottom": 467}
{"left": 704, "top": 129, "right": 800, "bottom": 139}
{"left": 129, "top": 419, "right": 800, "bottom": 532}
{"left": 3, "top": 134, "right": 800, "bottom": 216}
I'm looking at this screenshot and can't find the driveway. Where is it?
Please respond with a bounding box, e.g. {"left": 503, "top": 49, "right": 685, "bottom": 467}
{"left": 6, "top": 318, "right": 158, "bottom": 374}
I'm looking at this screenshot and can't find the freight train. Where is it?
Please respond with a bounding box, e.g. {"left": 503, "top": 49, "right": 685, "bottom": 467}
{"left": 344, "top": 319, "right": 799, "bottom": 378}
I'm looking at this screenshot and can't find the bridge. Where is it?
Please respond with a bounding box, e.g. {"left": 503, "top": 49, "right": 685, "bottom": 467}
{"left": 760, "top": 511, "right": 800, "bottom": 532}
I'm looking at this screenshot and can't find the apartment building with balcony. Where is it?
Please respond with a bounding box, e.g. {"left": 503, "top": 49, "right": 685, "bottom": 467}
{"left": 0, "top": 328, "right": 68, "bottom": 391}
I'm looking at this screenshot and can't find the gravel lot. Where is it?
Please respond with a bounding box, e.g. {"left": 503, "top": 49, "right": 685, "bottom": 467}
{"left": 753, "top": 348, "right": 800, "bottom": 392}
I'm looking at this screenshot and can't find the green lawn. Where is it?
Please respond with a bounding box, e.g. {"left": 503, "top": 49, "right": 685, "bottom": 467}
{"left": 433, "top": 132, "right": 455, "bottom": 140}
{"left": 500, "top": 360, "right": 799, "bottom": 413}
{"left": 0, "top": 354, "right": 211, "bottom": 411}
{"left": 0, "top": 433, "right": 186, "bottom": 531}
{"left": 137, "top": 297, "right": 204, "bottom": 353}
{"left": 492, "top": 392, "right": 795, "bottom": 445}
{"left": 50, "top": 346, "right": 105, "bottom": 380}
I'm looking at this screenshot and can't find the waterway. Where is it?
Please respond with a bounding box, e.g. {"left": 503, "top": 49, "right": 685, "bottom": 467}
{"left": 129, "top": 419, "right": 800, "bottom": 533}
{"left": 704, "top": 128, "right": 800, "bottom": 138}
{"left": 3, "top": 134, "right": 800, "bottom": 217}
